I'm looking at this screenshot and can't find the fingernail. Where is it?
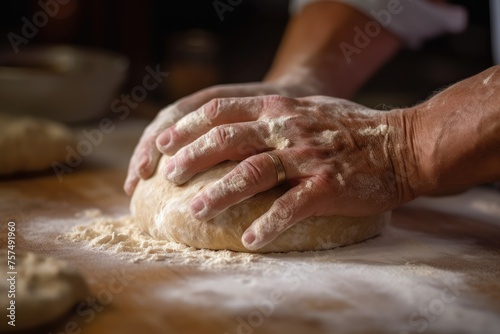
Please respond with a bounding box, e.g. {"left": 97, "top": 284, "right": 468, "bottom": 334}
{"left": 163, "top": 161, "right": 175, "bottom": 180}
{"left": 123, "top": 179, "right": 134, "bottom": 196}
{"left": 158, "top": 131, "right": 171, "bottom": 151}
{"left": 138, "top": 163, "right": 150, "bottom": 178}
{"left": 190, "top": 198, "right": 206, "bottom": 218}
{"left": 136, "top": 157, "right": 150, "bottom": 177}
{"left": 242, "top": 231, "right": 256, "bottom": 246}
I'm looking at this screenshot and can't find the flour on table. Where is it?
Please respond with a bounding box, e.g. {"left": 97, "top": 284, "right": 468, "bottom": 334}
{"left": 59, "top": 214, "right": 261, "bottom": 267}
{"left": 58, "top": 208, "right": 500, "bottom": 333}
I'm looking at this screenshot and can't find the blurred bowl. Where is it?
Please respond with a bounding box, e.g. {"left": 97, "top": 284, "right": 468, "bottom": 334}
{"left": 0, "top": 45, "right": 129, "bottom": 123}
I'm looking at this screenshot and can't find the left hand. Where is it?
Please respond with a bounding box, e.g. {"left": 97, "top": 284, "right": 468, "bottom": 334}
{"left": 159, "top": 95, "right": 420, "bottom": 250}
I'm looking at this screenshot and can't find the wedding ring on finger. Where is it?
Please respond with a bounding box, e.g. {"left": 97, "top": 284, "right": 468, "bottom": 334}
{"left": 264, "top": 152, "right": 286, "bottom": 186}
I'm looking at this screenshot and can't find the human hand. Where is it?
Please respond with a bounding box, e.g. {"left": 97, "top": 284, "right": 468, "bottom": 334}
{"left": 158, "top": 95, "right": 422, "bottom": 250}
{"left": 123, "top": 81, "right": 321, "bottom": 195}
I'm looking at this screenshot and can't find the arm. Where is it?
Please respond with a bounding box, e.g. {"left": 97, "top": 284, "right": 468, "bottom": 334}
{"left": 402, "top": 65, "right": 500, "bottom": 196}
{"left": 264, "top": 1, "right": 402, "bottom": 98}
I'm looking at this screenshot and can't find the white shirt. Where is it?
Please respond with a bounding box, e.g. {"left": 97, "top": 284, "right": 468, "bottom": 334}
{"left": 291, "top": 0, "right": 500, "bottom": 64}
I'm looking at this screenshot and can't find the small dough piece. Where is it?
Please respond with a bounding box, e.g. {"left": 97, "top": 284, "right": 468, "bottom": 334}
{"left": 131, "top": 156, "right": 390, "bottom": 253}
{"left": 0, "top": 251, "right": 89, "bottom": 332}
{"left": 0, "top": 113, "right": 75, "bottom": 175}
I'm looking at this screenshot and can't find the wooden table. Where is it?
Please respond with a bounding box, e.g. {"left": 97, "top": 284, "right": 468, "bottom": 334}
{"left": 1, "top": 120, "right": 500, "bottom": 334}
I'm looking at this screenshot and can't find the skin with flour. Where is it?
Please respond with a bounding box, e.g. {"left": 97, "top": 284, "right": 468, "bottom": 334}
{"left": 157, "top": 66, "right": 500, "bottom": 251}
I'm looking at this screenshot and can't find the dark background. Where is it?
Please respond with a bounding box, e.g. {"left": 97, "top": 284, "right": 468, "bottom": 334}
{"left": 0, "top": 0, "right": 494, "bottom": 117}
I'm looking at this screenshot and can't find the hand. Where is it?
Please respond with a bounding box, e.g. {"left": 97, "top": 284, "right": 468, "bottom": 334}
{"left": 158, "top": 95, "right": 422, "bottom": 250}
{"left": 123, "top": 81, "right": 321, "bottom": 195}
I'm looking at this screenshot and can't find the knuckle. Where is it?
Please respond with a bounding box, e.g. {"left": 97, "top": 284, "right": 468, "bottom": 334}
{"left": 262, "top": 95, "right": 295, "bottom": 110}
{"left": 208, "top": 125, "right": 238, "bottom": 149}
{"left": 237, "top": 140, "right": 259, "bottom": 156}
{"left": 237, "top": 159, "right": 266, "bottom": 187}
{"left": 203, "top": 98, "right": 222, "bottom": 119}
{"left": 271, "top": 198, "right": 294, "bottom": 222}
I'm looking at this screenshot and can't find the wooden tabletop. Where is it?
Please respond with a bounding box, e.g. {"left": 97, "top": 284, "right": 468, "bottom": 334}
{"left": 1, "top": 119, "right": 500, "bottom": 334}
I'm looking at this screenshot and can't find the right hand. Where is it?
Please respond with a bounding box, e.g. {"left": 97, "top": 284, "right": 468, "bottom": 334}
{"left": 123, "top": 81, "right": 322, "bottom": 195}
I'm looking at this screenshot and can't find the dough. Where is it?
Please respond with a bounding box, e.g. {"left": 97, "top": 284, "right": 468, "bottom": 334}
{"left": 0, "top": 251, "right": 89, "bottom": 332}
{"left": 0, "top": 113, "right": 75, "bottom": 175}
{"left": 131, "top": 156, "right": 390, "bottom": 253}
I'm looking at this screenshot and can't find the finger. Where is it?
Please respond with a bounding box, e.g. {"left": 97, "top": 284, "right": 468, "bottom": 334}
{"left": 125, "top": 87, "right": 264, "bottom": 195}
{"left": 241, "top": 182, "right": 319, "bottom": 251}
{"left": 156, "top": 97, "right": 264, "bottom": 155}
{"left": 189, "top": 152, "right": 286, "bottom": 220}
{"left": 124, "top": 105, "right": 182, "bottom": 195}
{"left": 162, "top": 122, "right": 269, "bottom": 184}
{"left": 123, "top": 167, "right": 139, "bottom": 196}
{"left": 124, "top": 140, "right": 161, "bottom": 195}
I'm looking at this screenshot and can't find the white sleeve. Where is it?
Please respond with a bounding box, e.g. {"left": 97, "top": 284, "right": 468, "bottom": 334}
{"left": 290, "top": 0, "right": 468, "bottom": 48}
{"left": 491, "top": 0, "right": 500, "bottom": 64}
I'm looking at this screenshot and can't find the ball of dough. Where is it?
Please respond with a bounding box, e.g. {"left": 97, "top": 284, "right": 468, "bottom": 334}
{"left": 0, "top": 113, "right": 75, "bottom": 175}
{"left": 0, "top": 251, "right": 89, "bottom": 332}
{"left": 131, "top": 156, "right": 390, "bottom": 253}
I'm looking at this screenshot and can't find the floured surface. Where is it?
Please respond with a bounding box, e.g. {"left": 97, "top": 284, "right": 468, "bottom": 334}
{"left": 12, "top": 201, "right": 500, "bottom": 334}
{"left": 55, "top": 201, "right": 500, "bottom": 334}
{"left": 1, "top": 120, "right": 500, "bottom": 334}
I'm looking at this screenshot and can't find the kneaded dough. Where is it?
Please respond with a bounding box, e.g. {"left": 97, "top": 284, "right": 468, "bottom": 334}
{"left": 0, "top": 113, "right": 75, "bottom": 175}
{"left": 131, "top": 156, "right": 390, "bottom": 253}
{"left": 0, "top": 251, "right": 89, "bottom": 332}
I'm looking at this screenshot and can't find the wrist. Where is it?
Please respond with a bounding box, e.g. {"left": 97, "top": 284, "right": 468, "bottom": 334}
{"left": 384, "top": 107, "right": 437, "bottom": 202}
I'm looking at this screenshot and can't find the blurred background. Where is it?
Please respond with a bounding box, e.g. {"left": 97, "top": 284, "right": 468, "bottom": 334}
{"left": 0, "top": 0, "right": 494, "bottom": 122}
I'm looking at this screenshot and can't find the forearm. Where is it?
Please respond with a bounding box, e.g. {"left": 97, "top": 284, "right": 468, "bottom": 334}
{"left": 264, "top": 1, "right": 402, "bottom": 98}
{"left": 408, "top": 65, "right": 500, "bottom": 195}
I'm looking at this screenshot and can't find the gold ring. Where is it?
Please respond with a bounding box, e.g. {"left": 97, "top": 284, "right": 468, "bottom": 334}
{"left": 264, "top": 152, "right": 286, "bottom": 186}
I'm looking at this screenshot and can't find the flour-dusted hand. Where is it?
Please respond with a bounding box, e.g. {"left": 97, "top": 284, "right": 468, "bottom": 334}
{"left": 158, "top": 66, "right": 500, "bottom": 251}
{"left": 123, "top": 82, "right": 320, "bottom": 195}
{"left": 159, "top": 95, "right": 422, "bottom": 250}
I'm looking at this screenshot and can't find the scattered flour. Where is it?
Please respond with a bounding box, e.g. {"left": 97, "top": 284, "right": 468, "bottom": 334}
{"left": 222, "top": 173, "right": 248, "bottom": 194}
{"left": 294, "top": 180, "right": 315, "bottom": 200}
{"left": 336, "top": 173, "right": 346, "bottom": 187}
{"left": 164, "top": 159, "right": 181, "bottom": 182}
{"left": 482, "top": 71, "right": 495, "bottom": 85}
{"left": 59, "top": 214, "right": 261, "bottom": 267}
{"left": 359, "top": 124, "right": 390, "bottom": 136}
{"left": 188, "top": 135, "right": 217, "bottom": 159}
{"left": 174, "top": 105, "right": 212, "bottom": 133}
{"left": 56, "top": 207, "right": 500, "bottom": 333}
{"left": 321, "top": 130, "right": 340, "bottom": 143}
{"left": 264, "top": 116, "right": 293, "bottom": 149}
